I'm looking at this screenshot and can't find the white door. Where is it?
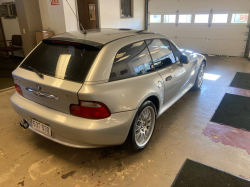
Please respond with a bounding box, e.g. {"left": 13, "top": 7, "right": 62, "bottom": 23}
{"left": 148, "top": 0, "right": 250, "bottom": 56}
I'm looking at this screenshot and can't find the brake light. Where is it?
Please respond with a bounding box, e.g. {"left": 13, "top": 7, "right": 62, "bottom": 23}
{"left": 15, "top": 83, "right": 23, "bottom": 96}
{"left": 70, "top": 101, "right": 111, "bottom": 119}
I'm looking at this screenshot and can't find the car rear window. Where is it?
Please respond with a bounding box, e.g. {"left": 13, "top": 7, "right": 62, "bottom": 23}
{"left": 20, "top": 41, "right": 100, "bottom": 83}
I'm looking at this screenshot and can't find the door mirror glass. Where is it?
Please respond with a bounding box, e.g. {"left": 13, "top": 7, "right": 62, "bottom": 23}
{"left": 180, "top": 54, "right": 189, "bottom": 64}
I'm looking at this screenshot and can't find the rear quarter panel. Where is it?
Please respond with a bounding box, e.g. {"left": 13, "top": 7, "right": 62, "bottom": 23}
{"left": 78, "top": 71, "right": 164, "bottom": 113}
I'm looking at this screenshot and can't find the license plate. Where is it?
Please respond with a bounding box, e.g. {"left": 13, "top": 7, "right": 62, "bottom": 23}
{"left": 32, "top": 119, "right": 51, "bottom": 137}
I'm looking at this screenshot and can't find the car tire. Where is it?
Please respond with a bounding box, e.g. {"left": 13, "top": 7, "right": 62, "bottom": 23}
{"left": 191, "top": 61, "right": 205, "bottom": 91}
{"left": 126, "top": 101, "right": 156, "bottom": 152}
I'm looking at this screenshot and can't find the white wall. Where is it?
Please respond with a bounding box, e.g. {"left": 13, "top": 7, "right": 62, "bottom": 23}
{"left": 62, "top": 0, "right": 78, "bottom": 32}
{"left": 0, "top": 0, "right": 22, "bottom": 56}
{"left": 38, "top": 0, "right": 78, "bottom": 34}
{"left": 1, "top": 18, "right": 21, "bottom": 40}
{"left": 38, "top": 0, "right": 145, "bottom": 34}
{"left": 0, "top": 0, "right": 21, "bottom": 39}
{"left": 99, "top": 0, "right": 145, "bottom": 29}
{"left": 38, "top": 0, "right": 66, "bottom": 34}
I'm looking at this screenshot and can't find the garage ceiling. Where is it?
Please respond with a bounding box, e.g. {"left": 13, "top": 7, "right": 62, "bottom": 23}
{"left": 148, "top": 0, "right": 250, "bottom": 56}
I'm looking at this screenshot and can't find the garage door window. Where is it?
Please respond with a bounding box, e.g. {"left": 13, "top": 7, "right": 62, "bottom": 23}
{"left": 231, "top": 14, "right": 249, "bottom": 23}
{"left": 164, "top": 15, "right": 176, "bottom": 23}
{"left": 147, "top": 39, "right": 177, "bottom": 70}
{"left": 179, "top": 15, "right": 192, "bottom": 23}
{"left": 109, "top": 41, "right": 154, "bottom": 82}
{"left": 212, "top": 14, "right": 228, "bottom": 23}
{"left": 150, "top": 15, "right": 161, "bottom": 23}
{"left": 195, "top": 14, "right": 209, "bottom": 23}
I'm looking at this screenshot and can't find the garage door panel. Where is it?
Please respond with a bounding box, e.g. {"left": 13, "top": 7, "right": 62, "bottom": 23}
{"left": 149, "top": 25, "right": 211, "bottom": 38}
{"left": 207, "top": 40, "right": 246, "bottom": 56}
{"left": 175, "top": 25, "right": 210, "bottom": 38}
{"left": 172, "top": 38, "right": 211, "bottom": 55}
{"left": 172, "top": 38, "right": 245, "bottom": 56}
{"left": 208, "top": 26, "right": 249, "bottom": 40}
{"left": 149, "top": 24, "right": 177, "bottom": 37}
{"left": 148, "top": 0, "right": 250, "bottom": 56}
{"left": 149, "top": 0, "right": 250, "bottom": 13}
{"left": 150, "top": 24, "right": 248, "bottom": 41}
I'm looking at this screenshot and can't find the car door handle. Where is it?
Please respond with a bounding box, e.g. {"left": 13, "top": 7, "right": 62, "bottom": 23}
{"left": 165, "top": 76, "right": 172, "bottom": 82}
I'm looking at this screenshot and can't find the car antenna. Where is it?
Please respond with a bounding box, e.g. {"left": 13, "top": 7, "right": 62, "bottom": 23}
{"left": 65, "top": 0, "right": 87, "bottom": 34}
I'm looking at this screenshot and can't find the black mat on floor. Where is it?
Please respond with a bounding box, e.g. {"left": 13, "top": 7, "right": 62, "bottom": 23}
{"left": 172, "top": 159, "right": 250, "bottom": 187}
{"left": 230, "top": 72, "right": 250, "bottom": 90}
{"left": 211, "top": 93, "right": 250, "bottom": 131}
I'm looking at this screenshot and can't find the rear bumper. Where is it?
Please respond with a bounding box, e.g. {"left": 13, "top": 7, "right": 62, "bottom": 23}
{"left": 10, "top": 92, "right": 137, "bottom": 148}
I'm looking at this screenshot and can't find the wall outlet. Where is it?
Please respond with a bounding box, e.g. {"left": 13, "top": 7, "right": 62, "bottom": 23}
{"left": 23, "top": 29, "right": 26, "bottom": 34}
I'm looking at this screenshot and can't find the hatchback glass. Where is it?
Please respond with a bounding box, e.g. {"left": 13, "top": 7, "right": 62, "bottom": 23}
{"left": 20, "top": 41, "right": 100, "bottom": 83}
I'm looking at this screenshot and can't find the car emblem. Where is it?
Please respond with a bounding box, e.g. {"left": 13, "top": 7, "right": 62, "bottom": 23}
{"left": 26, "top": 87, "right": 59, "bottom": 100}
{"left": 36, "top": 84, "right": 41, "bottom": 90}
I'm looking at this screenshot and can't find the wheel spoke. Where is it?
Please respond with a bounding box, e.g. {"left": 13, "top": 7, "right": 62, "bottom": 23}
{"left": 136, "top": 125, "right": 141, "bottom": 131}
{"left": 135, "top": 106, "right": 155, "bottom": 147}
{"left": 139, "top": 133, "right": 144, "bottom": 143}
{"left": 135, "top": 132, "right": 141, "bottom": 139}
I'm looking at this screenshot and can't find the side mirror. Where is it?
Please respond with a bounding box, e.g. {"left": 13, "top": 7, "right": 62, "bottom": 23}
{"left": 180, "top": 54, "right": 189, "bottom": 64}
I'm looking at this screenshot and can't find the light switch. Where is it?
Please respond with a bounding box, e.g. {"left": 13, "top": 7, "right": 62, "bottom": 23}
{"left": 23, "top": 29, "right": 26, "bottom": 34}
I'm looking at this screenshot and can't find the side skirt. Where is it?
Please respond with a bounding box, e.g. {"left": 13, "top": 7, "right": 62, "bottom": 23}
{"left": 157, "top": 83, "right": 194, "bottom": 117}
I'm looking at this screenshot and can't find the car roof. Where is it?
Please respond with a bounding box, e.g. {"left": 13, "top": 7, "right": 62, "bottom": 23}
{"left": 44, "top": 29, "right": 159, "bottom": 49}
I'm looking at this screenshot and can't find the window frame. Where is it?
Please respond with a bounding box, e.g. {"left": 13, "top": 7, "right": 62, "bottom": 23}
{"left": 167, "top": 40, "right": 182, "bottom": 63}
{"left": 150, "top": 15, "right": 162, "bottom": 23}
{"left": 178, "top": 14, "right": 192, "bottom": 23}
{"left": 164, "top": 14, "right": 176, "bottom": 23}
{"left": 120, "top": 0, "right": 134, "bottom": 19}
{"left": 108, "top": 40, "right": 156, "bottom": 82}
{"left": 146, "top": 39, "right": 180, "bottom": 71}
{"left": 194, "top": 14, "right": 209, "bottom": 23}
{"left": 212, "top": 14, "right": 229, "bottom": 23}
{"left": 231, "top": 13, "right": 249, "bottom": 24}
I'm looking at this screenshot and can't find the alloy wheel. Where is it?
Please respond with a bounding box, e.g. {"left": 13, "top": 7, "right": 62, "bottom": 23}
{"left": 198, "top": 63, "right": 205, "bottom": 87}
{"left": 135, "top": 106, "right": 155, "bottom": 147}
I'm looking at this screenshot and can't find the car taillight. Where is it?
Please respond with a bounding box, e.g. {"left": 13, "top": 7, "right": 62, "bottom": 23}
{"left": 70, "top": 101, "right": 111, "bottom": 119}
{"left": 15, "top": 83, "right": 23, "bottom": 96}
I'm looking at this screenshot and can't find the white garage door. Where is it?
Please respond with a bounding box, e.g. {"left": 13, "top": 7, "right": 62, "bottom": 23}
{"left": 148, "top": 0, "right": 250, "bottom": 56}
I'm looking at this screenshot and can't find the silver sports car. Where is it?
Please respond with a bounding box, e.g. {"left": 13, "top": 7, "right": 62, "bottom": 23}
{"left": 10, "top": 29, "right": 206, "bottom": 152}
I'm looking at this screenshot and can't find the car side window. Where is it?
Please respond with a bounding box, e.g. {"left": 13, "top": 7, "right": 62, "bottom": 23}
{"left": 147, "top": 39, "right": 177, "bottom": 70}
{"left": 169, "top": 42, "right": 182, "bottom": 62}
{"left": 109, "top": 41, "right": 154, "bottom": 82}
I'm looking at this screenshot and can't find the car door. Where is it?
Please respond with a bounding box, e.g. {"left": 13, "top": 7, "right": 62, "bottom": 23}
{"left": 169, "top": 41, "right": 194, "bottom": 89}
{"left": 146, "top": 39, "right": 191, "bottom": 104}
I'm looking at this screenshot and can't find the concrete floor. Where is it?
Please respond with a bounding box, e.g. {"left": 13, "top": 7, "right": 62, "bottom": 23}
{"left": 1, "top": 56, "right": 250, "bottom": 187}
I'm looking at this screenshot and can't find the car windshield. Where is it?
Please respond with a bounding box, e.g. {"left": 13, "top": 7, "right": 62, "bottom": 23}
{"left": 20, "top": 41, "right": 100, "bottom": 83}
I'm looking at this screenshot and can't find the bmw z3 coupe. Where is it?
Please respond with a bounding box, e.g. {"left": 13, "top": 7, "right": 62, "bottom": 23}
{"left": 10, "top": 29, "right": 206, "bottom": 152}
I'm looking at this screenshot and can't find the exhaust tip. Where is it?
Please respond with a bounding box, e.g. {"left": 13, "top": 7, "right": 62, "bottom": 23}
{"left": 20, "top": 119, "right": 29, "bottom": 129}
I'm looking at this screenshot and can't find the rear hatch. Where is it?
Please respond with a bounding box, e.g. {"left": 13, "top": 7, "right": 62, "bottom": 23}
{"left": 13, "top": 40, "right": 100, "bottom": 114}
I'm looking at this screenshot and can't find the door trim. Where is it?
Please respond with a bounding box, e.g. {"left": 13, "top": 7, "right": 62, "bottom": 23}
{"left": 145, "top": 0, "right": 148, "bottom": 30}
